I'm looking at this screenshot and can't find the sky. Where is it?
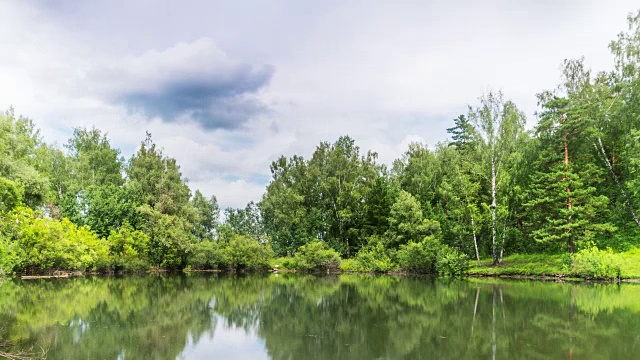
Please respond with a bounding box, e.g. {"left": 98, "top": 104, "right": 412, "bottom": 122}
{"left": 0, "top": 0, "right": 638, "bottom": 209}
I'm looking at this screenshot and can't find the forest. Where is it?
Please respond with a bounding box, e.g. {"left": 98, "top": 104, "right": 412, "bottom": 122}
{"left": 2, "top": 12, "right": 640, "bottom": 278}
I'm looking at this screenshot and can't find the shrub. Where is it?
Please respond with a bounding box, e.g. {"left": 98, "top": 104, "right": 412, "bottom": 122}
{"left": 292, "top": 240, "right": 340, "bottom": 272}
{"left": 436, "top": 246, "right": 470, "bottom": 276}
{"left": 2, "top": 207, "right": 110, "bottom": 272}
{"left": 396, "top": 237, "right": 441, "bottom": 273}
{"left": 0, "top": 236, "right": 22, "bottom": 275}
{"left": 339, "top": 258, "right": 358, "bottom": 272}
{"left": 353, "top": 241, "right": 396, "bottom": 272}
{"left": 569, "top": 245, "right": 621, "bottom": 279}
{"left": 271, "top": 257, "right": 296, "bottom": 270}
{"left": 188, "top": 241, "right": 228, "bottom": 270}
{"left": 108, "top": 222, "right": 150, "bottom": 271}
{"left": 227, "top": 235, "right": 274, "bottom": 271}
{"left": 0, "top": 177, "right": 23, "bottom": 213}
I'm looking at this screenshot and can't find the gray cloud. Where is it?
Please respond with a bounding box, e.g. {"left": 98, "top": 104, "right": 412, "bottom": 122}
{"left": 119, "top": 64, "right": 273, "bottom": 129}
{"left": 82, "top": 38, "right": 274, "bottom": 130}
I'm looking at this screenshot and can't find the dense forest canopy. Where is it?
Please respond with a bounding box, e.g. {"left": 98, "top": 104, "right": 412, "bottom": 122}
{"left": 3, "top": 11, "right": 640, "bottom": 275}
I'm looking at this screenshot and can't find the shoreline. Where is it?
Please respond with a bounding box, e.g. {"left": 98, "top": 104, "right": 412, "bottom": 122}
{"left": 5, "top": 268, "right": 639, "bottom": 283}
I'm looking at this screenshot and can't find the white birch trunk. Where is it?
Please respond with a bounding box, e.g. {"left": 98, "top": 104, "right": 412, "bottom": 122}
{"left": 458, "top": 170, "right": 481, "bottom": 266}
{"left": 491, "top": 156, "right": 498, "bottom": 265}
{"left": 594, "top": 138, "right": 640, "bottom": 227}
{"left": 471, "top": 216, "right": 481, "bottom": 266}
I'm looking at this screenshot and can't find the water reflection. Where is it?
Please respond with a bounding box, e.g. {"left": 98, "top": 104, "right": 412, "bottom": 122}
{"left": 1, "top": 274, "right": 639, "bottom": 359}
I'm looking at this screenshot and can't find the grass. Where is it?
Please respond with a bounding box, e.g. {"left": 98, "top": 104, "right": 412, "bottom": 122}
{"left": 468, "top": 253, "right": 566, "bottom": 277}
{"left": 468, "top": 249, "right": 640, "bottom": 279}
{"left": 616, "top": 248, "right": 640, "bottom": 278}
{"left": 268, "top": 248, "right": 640, "bottom": 279}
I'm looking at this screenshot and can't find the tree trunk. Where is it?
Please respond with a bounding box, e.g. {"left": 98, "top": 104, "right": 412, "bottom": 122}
{"left": 564, "top": 127, "right": 574, "bottom": 255}
{"left": 471, "top": 287, "right": 480, "bottom": 337}
{"left": 492, "top": 287, "right": 497, "bottom": 360}
{"left": 471, "top": 216, "right": 481, "bottom": 266}
{"left": 491, "top": 158, "right": 498, "bottom": 264}
{"left": 498, "top": 222, "right": 506, "bottom": 264}
{"left": 594, "top": 138, "right": 640, "bottom": 227}
{"left": 457, "top": 170, "right": 481, "bottom": 266}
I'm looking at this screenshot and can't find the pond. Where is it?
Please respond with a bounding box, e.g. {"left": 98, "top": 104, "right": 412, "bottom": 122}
{"left": 1, "top": 274, "right": 639, "bottom": 359}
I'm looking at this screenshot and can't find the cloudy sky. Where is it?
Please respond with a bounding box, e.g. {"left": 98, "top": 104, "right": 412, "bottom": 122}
{"left": 0, "top": 0, "right": 637, "bottom": 209}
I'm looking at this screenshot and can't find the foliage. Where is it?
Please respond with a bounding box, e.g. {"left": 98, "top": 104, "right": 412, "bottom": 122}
{"left": 260, "top": 136, "right": 382, "bottom": 257}
{"left": 225, "top": 201, "right": 264, "bottom": 240}
{"left": 191, "top": 190, "right": 219, "bottom": 241}
{"left": 396, "top": 237, "right": 441, "bottom": 273}
{"left": 271, "top": 256, "right": 297, "bottom": 270}
{"left": 291, "top": 240, "right": 341, "bottom": 272}
{"left": 226, "top": 234, "right": 274, "bottom": 271}
{"left": 385, "top": 190, "right": 440, "bottom": 248}
{"left": 351, "top": 239, "right": 397, "bottom": 273}
{"left": 435, "top": 246, "right": 470, "bottom": 276}
{"left": 188, "top": 241, "right": 229, "bottom": 270}
{"left": 568, "top": 245, "right": 621, "bottom": 279}
{"left": 1, "top": 207, "right": 110, "bottom": 273}
{"left": 0, "top": 177, "right": 23, "bottom": 213}
{"left": 107, "top": 222, "right": 150, "bottom": 271}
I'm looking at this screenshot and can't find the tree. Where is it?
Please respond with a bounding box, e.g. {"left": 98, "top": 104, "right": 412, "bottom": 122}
{"left": 469, "top": 91, "right": 526, "bottom": 264}
{"left": 66, "top": 127, "right": 124, "bottom": 189}
{"left": 127, "top": 133, "right": 195, "bottom": 268}
{"left": 0, "top": 109, "right": 49, "bottom": 208}
{"left": 524, "top": 87, "right": 615, "bottom": 254}
{"left": 434, "top": 144, "right": 482, "bottom": 264}
{"left": 191, "top": 190, "right": 220, "bottom": 241}
{"left": 392, "top": 142, "right": 438, "bottom": 216}
{"left": 260, "top": 155, "right": 310, "bottom": 256}
{"left": 126, "top": 133, "right": 191, "bottom": 217}
{"left": 0, "top": 177, "right": 23, "bottom": 213}
{"left": 225, "top": 201, "right": 264, "bottom": 241}
{"left": 447, "top": 114, "right": 477, "bottom": 151}
{"left": 385, "top": 190, "right": 440, "bottom": 248}
{"left": 261, "top": 136, "right": 381, "bottom": 257}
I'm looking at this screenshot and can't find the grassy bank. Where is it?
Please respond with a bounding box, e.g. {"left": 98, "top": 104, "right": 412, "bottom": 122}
{"left": 468, "top": 249, "right": 640, "bottom": 280}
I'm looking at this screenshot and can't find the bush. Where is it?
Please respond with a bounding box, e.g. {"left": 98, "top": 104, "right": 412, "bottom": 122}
{"left": 569, "top": 245, "right": 621, "bottom": 279}
{"left": 339, "top": 258, "right": 358, "bottom": 272}
{"left": 0, "top": 177, "right": 23, "bottom": 213}
{"left": 436, "top": 246, "right": 470, "bottom": 276}
{"left": 107, "top": 222, "right": 150, "bottom": 271}
{"left": 2, "top": 207, "right": 110, "bottom": 273}
{"left": 188, "top": 241, "right": 228, "bottom": 270}
{"left": 292, "top": 240, "right": 340, "bottom": 272}
{"left": 227, "top": 235, "right": 274, "bottom": 271}
{"left": 0, "top": 236, "right": 22, "bottom": 275}
{"left": 352, "top": 241, "right": 396, "bottom": 272}
{"left": 271, "top": 256, "right": 296, "bottom": 270}
{"left": 396, "top": 237, "right": 440, "bottom": 273}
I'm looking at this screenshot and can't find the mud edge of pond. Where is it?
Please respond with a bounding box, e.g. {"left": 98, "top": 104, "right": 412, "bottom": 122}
{"left": 466, "top": 273, "right": 640, "bottom": 283}
{"left": 7, "top": 269, "right": 640, "bottom": 283}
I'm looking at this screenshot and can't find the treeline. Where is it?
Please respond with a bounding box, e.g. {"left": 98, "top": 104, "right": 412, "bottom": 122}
{"left": 2, "top": 12, "right": 640, "bottom": 275}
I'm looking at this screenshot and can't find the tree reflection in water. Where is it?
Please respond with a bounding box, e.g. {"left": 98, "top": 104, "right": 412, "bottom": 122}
{"left": 0, "top": 274, "right": 639, "bottom": 359}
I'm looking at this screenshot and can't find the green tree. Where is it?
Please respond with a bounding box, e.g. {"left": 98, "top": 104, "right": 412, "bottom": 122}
{"left": 225, "top": 201, "right": 264, "bottom": 240}
{"left": 385, "top": 190, "right": 440, "bottom": 248}
{"left": 0, "top": 109, "right": 49, "bottom": 208}
{"left": 524, "top": 90, "right": 615, "bottom": 254}
{"left": 127, "top": 133, "right": 195, "bottom": 268}
{"left": 191, "top": 190, "right": 219, "bottom": 241}
{"left": 469, "top": 91, "right": 526, "bottom": 264}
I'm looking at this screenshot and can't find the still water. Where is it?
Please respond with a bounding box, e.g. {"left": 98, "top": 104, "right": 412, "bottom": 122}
{"left": 1, "top": 274, "right": 639, "bottom": 359}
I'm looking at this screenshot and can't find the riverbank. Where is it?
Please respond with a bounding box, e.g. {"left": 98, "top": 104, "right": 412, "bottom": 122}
{"left": 7, "top": 248, "right": 640, "bottom": 281}
{"left": 467, "top": 249, "right": 640, "bottom": 280}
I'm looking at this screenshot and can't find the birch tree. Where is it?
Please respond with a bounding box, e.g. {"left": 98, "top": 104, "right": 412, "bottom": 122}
{"left": 469, "top": 92, "right": 525, "bottom": 264}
